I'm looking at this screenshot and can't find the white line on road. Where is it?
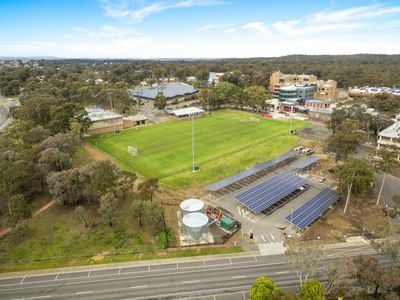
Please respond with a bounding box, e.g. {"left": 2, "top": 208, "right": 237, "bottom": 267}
{"left": 182, "top": 280, "right": 200, "bottom": 284}
{"left": 232, "top": 275, "right": 246, "bottom": 279}
{"left": 75, "top": 291, "right": 93, "bottom": 295}
{"left": 270, "top": 233, "right": 276, "bottom": 241}
{"left": 275, "top": 271, "right": 289, "bottom": 274}
{"left": 130, "top": 285, "right": 148, "bottom": 289}
{"left": 260, "top": 234, "right": 266, "bottom": 242}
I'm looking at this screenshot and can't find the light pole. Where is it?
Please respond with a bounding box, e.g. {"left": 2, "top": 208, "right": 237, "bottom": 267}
{"left": 207, "top": 83, "right": 210, "bottom": 115}
{"left": 192, "top": 115, "right": 195, "bottom": 172}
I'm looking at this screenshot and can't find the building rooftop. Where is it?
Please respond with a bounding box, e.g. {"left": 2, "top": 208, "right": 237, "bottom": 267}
{"left": 86, "top": 107, "right": 122, "bottom": 122}
{"left": 123, "top": 114, "right": 148, "bottom": 122}
{"left": 379, "top": 121, "right": 400, "bottom": 139}
{"left": 86, "top": 108, "right": 122, "bottom": 121}
{"left": 172, "top": 107, "right": 205, "bottom": 117}
{"left": 305, "top": 99, "right": 325, "bottom": 104}
{"left": 132, "top": 83, "right": 198, "bottom": 100}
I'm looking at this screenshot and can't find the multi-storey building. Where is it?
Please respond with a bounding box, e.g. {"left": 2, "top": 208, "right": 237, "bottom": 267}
{"left": 269, "top": 71, "right": 338, "bottom": 102}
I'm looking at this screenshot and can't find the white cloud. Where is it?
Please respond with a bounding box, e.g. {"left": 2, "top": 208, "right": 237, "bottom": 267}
{"left": 273, "top": 4, "right": 400, "bottom": 35}
{"left": 241, "top": 22, "right": 269, "bottom": 34}
{"left": 193, "top": 24, "right": 232, "bottom": 33}
{"left": 102, "top": 0, "right": 228, "bottom": 23}
{"left": 224, "top": 27, "right": 236, "bottom": 33}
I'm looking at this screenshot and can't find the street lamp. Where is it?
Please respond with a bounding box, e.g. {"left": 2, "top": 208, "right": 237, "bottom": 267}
{"left": 191, "top": 115, "right": 200, "bottom": 173}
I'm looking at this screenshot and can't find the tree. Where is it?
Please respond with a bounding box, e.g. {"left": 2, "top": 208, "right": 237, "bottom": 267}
{"left": 336, "top": 158, "right": 374, "bottom": 213}
{"left": 132, "top": 200, "right": 145, "bottom": 228}
{"left": 244, "top": 86, "right": 268, "bottom": 110}
{"left": 299, "top": 279, "right": 324, "bottom": 300}
{"left": 98, "top": 192, "right": 118, "bottom": 226}
{"left": 38, "top": 148, "right": 71, "bottom": 174}
{"left": 47, "top": 168, "right": 84, "bottom": 205}
{"left": 372, "top": 146, "right": 400, "bottom": 205}
{"left": 116, "top": 172, "right": 137, "bottom": 201}
{"left": 284, "top": 237, "right": 324, "bottom": 286}
{"left": 41, "top": 133, "right": 76, "bottom": 155}
{"left": 249, "top": 276, "right": 284, "bottom": 300}
{"left": 4, "top": 194, "right": 31, "bottom": 225}
{"left": 393, "top": 194, "right": 400, "bottom": 205}
{"left": 325, "top": 257, "right": 357, "bottom": 297}
{"left": 74, "top": 205, "right": 88, "bottom": 227}
{"left": 142, "top": 201, "right": 165, "bottom": 234}
{"left": 327, "top": 120, "right": 367, "bottom": 161}
{"left": 154, "top": 92, "right": 167, "bottom": 110}
{"left": 354, "top": 255, "right": 384, "bottom": 296}
{"left": 80, "top": 161, "right": 120, "bottom": 203}
{"left": 138, "top": 177, "right": 159, "bottom": 202}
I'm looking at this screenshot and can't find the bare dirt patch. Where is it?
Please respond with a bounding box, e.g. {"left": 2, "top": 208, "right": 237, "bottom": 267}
{"left": 81, "top": 141, "right": 111, "bottom": 161}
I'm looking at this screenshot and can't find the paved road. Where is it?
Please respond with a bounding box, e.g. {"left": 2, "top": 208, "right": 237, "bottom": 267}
{"left": 0, "top": 242, "right": 387, "bottom": 300}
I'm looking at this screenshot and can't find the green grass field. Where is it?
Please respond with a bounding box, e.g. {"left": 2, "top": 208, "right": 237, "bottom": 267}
{"left": 89, "top": 110, "right": 308, "bottom": 187}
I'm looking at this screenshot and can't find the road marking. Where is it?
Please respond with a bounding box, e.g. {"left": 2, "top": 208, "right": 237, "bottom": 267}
{"left": 270, "top": 233, "right": 276, "bottom": 241}
{"left": 275, "top": 271, "right": 289, "bottom": 274}
{"left": 182, "top": 280, "right": 200, "bottom": 284}
{"left": 75, "top": 291, "right": 93, "bottom": 295}
{"left": 0, "top": 253, "right": 382, "bottom": 293}
{"left": 130, "top": 285, "right": 148, "bottom": 289}
{"left": 54, "top": 273, "right": 59, "bottom": 281}
{"left": 20, "top": 277, "right": 25, "bottom": 284}
{"left": 260, "top": 234, "right": 266, "bottom": 242}
{"left": 232, "top": 275, "right": 246, "bottom": 279}
{"left": 242, "top": 291, "right": 247, "bottom": 300}
{"left": 87, "top": 271, "right": 90, "bottom": 278}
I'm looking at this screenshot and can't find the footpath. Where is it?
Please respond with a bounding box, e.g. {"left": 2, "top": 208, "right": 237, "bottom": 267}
{"left": 0, "top": 200, "right": 56, "bottom": 237}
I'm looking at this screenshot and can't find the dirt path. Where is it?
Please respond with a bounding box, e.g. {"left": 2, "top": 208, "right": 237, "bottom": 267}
{"left": 81, "top": 141, "right": 111, "bottom": 161}
{"left": 0, "top": 200, "right": 57, "bottom": 237}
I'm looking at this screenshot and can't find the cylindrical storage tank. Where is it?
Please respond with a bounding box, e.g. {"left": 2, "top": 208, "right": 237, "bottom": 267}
{"left": 180, "top": 199, "right": 204, "bottom": 216}
{"left": 182, "top": 212, "right": 209, "bottom": 241}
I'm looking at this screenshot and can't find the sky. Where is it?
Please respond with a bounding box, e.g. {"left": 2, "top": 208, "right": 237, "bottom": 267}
{"left": 1, "top": 0, "right": 400, "bottom": 58}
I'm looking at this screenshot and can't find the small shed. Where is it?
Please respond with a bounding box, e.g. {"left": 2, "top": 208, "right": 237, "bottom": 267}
{"left": 123, "top": 114, "right": 149, "bottom": 129}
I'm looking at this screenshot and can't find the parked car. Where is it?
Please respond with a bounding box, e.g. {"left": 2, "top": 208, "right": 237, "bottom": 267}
{"left": 294, "top": 146, "right": 304, "bottom": 152}
{"left": 318, "top": 177, "right": 326, "bottom": 183}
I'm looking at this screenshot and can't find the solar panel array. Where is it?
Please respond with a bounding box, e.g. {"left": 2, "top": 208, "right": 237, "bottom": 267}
{"left": 286, "top": 188, "right": 339, "bottom": 230}
{"left": 289, "top": 155, "right": 320, "bottom": 170}
{"left": 207, "top": 151, "right": 297, "bottom": 192}
{"left": 132, "top": 83, "right": 198, "bottom": 100}
{"left": 235, "top": 171, "right": 305, "bottom": 214}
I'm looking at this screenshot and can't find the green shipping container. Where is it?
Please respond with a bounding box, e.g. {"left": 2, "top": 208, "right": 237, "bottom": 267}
{"left": 220, "top": 216, "right": 235, "bottom": 232}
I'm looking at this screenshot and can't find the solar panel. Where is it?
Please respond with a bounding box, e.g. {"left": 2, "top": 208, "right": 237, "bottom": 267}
{"left": 289, "top": 155, "right": 320, "bottom": 170}
{"left": 235, "top": 171, "right": 305, "bottom": 214}
{"left": 207, "top": 152, "right": 297, "bottom": 192}
{"left": 286, "top": 188, "right": 339, "bottom": 230}
{"left": 132, "top": 83, "right": 198, "bottom": 100}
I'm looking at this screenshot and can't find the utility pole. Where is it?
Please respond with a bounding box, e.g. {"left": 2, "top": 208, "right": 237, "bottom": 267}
{"left": 288, "top": 206, "right": 294, "bottom": 238}
{"left": 343, "top": 171, "right": 355, "bottom": 214}
{"left": 376, "top": 172, "right": 387, "bottom": 205}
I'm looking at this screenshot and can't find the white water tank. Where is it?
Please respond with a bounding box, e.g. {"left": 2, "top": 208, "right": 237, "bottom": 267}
{"left": 180, "top": 199, "right": 204, "bottom": 216}
{"left": 182, "top": 212, "right": 209, "bottom": 241}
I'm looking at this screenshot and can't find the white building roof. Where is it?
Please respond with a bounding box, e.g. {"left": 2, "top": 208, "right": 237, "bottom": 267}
{"left": 86, "top": 107, "right": 122, "bottom": 122}
{"left": 379, "top": 121, "right": 400, "bottom": 139}
{"left": 123, "top": 114, "right": 148, "bottom": 122}
{"left": 172, "top": 107, "right": 205, "bottom": 117}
